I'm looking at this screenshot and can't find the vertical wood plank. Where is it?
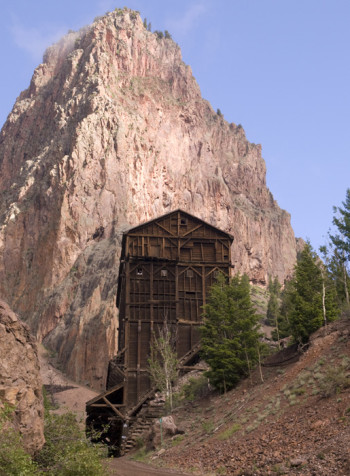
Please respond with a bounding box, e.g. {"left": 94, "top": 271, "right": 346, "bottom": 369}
{"left": 124, "top": 249, "right": 130, "bottom": 406}
{"left": 150, "top": 261, "right": 154, "bottom": 334}
{"left": 202, "top": 265, "right": 206, "bottom": 309}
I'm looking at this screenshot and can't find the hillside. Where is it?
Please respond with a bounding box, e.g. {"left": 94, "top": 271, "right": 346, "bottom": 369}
{"left": 128, "top": 319, "right": 350, "bottom": 475}
{"left": 0, "top": 8, "right": 297, "bottom": 389}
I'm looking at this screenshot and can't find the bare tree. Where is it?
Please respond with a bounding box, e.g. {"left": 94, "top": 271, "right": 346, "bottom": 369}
{"left": 148, "top": 317, "right": 178, "bottom": 411}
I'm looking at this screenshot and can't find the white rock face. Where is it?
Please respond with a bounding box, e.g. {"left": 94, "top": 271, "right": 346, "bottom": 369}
{"left": 0, "top": 9, "right": 296, "bottom": 389}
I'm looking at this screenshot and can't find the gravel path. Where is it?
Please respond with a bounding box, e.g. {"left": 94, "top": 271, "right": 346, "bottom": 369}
{"left": 108, "top": 457, "right": 192, "bottom": 476}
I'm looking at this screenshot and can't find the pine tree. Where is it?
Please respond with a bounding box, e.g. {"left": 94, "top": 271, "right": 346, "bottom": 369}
{"left": 329, "top": 188, "right": 350, "bottom": 306}
{"left": 330, "top": 189, "right": 350, "bottom": 259}
{"left": 320, "top": 244, "right": 349, "bottom": 312}
{"left": 328, "top": 248, "right": 350, "bottom": 306}
{"left": 271, "top": 279, "right": 293, "bottom": 341}
{"left": 266, "top": 277, "right": 281, "bottom": 325}
{"left": 200, "top": 273, "right": 261, "bottom": 392}
{"left": 288, "top": 243, "right": 338, "bottom": 343}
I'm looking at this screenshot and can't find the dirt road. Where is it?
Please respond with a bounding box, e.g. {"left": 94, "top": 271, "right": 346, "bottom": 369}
{"left": 108, "top": 457, "right": 192, "bottom": 476}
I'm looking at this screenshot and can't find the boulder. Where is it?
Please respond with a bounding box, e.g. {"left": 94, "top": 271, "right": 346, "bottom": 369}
{"left": 147, "top": 415, "right": 184, "bottom": 449}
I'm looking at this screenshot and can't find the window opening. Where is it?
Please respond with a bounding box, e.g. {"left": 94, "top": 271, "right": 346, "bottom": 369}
{"left": 186, "top": 269, "right": 194, "bottom": 278}
{"left": 136, "top": 267, "right": 143, "bottom": 276}
{"left": 160, "top": 269, "right": 168, "bottom": 277}
{"left": 180, "top": 218, "right": 187, "bottom": 226}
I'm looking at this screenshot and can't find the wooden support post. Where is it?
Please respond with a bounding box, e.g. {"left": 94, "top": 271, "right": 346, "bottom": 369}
{"left": 150, "top": 261, "right": 154, "bottom": 334}
{"left": 124, "top": 256, "right": 130, "bottom": 406}
{"left": 202, "top": 265, "right": 206, "bottom": 308}
{"left": 102, "top": 396, "right": 128, "bottom": 420}
{"left": 137, "top": 320, "right": 141, "bottom": 402}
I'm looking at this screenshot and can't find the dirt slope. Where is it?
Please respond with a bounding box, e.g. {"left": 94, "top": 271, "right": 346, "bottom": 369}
{"left": 143, "top": 319, "right": 350, "bottom": 475}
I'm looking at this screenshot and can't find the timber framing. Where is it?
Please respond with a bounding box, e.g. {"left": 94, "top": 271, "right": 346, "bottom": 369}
{"left": 86, "top": 209, "right": 233, "bottom": 454}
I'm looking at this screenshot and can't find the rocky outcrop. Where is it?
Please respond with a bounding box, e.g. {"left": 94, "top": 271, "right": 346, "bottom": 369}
{"left": 0, "top": 299, "right": 45, "bottom": 454}
{"left": 0, "top": 8, "right": 297, "bottom": 389}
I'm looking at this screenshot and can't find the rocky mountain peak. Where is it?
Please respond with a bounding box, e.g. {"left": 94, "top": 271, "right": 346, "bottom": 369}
{"left": 0, "top": 8, "right": 297, "bottom": 388}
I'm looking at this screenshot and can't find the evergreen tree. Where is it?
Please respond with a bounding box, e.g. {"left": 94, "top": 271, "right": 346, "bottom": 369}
{"left": 200, "top": 273, "right": 261, "bottom": 392}
{"left": 320, "top": 243, "right": 350, "bottom": 310}
{"left": 329, "top": 248, "right": 350, "bottom": 306}
{"left": 271, "top": 279, "right": 292, "bottom": 341}
{"left": 266, "top": 277, "right": 281, "bottom": 326}
{"left": 329, "top": 188, "right": 350, "bottom": 306}
{"left": 266, "top": 276, "right": 285, "bottom": 346}
{"left": 330, "top": 188, "right": 350, "bottom": 260}
{"left": 154, "top": 30, "right": 164, "bottom": 39}
{"left": 288, "top": 243, "right": 338, "bottom": 343}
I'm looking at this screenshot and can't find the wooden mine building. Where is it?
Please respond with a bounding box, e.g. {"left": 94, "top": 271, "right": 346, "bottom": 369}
{"left": 86, "top": 210, "right": 233, "bottom": 453}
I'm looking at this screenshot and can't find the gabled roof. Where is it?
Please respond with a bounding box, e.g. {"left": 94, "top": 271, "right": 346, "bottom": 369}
{"left": 125, "top": 208, "right": 234, "bottom": 240}
{"left": 115, "top": 209, "right": 234, "bottom": 308}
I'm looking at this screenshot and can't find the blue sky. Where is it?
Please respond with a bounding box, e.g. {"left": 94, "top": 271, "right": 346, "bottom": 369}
{"left": 1, "top": 0, "right": 349, "bottom": 251}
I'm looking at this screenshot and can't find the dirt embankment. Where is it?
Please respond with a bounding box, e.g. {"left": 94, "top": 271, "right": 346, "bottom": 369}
{"left": 39, "top": 320, "right": 350, "bottom": 475}
{"left": 141, "top": 319, "right": 350, "bottom": 475}
{"left": 39, "top": 345, "right": 97, "bottom": 421}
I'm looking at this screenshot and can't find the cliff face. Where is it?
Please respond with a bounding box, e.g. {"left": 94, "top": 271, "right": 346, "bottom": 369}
{"left": 0, "top": 300, "right": 45, "bottom": 454}
{"left": 0, "top": 9, "right": 297, "bottom": 389}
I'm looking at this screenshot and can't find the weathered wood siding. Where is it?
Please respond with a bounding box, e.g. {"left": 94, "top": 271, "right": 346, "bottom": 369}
{"left": 115, "top": 210, "right": 233, "bottom": 408}
{"left": 86, "top": 210, "right": 233, "bottom": 452}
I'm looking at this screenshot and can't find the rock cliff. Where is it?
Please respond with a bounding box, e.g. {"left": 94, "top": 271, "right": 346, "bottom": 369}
{"left": 0, "top": 8, "right": 297, "bottom": 389}
{"left": 0, "top": 300, "right": 45, "bottom": 454}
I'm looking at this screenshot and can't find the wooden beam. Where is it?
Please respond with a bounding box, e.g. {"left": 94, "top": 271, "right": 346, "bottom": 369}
{"left": 90, "top": 403, "right": 126, "bottom": 408}
{"left": 126, "top": 386, "right": 157, "bottom": 418}
{"left": 179, "top": 238, "right": 192, "bottom": 249}
{"left": 86, "top": 381, "right": 125, "bottom": 406}
{"left": 137, "top": 320, "right": 141, "bottom": 402}
{"left": 179, "top": 366, "right": 206, "bottom": 372}
{"left": 183, "top": 223, "right": 203, "bottom": 237}
{"left": 102, "top": 396, "right": 128, "bottom": 420}
{"left": 154, "top": 221, "right": 175, "bottom": 236}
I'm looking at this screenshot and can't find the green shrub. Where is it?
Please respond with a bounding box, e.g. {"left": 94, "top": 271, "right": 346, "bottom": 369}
{"left": 131, "top": 447, "right": 149, "bottom": 462}
{"left": 37, "top": 412, "right": 107, "bottom": 475}
{"left": 318, "top": 364, "right": 350, "bottom": 397}
{"left": 218, "top": 423, "right": 241, "bottom": 440}
{"left": 201, "top": 421, "right": 214, "bottom": 434}
{"left": 182, "top": 375, "right": 209, "bottom": 402}
{"left": 171, "top": 435, "right": 184, "bottom": 446}
{"left": 134, "top": 436, "right": 144, "bottom": 449}
{"left": 0, "top": 404, "right": 40, "bottom": 476}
